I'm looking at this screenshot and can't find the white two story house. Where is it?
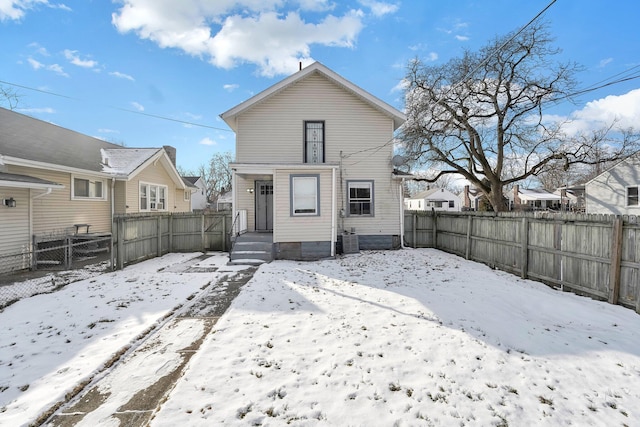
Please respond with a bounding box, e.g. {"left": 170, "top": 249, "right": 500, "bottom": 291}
{"left": 221, "top": 62, "right": 406, "bottom": 260}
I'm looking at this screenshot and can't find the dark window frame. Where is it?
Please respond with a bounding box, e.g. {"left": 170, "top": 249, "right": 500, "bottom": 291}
{"left": 303, "top": 120, "right": 325, "bottom": 164}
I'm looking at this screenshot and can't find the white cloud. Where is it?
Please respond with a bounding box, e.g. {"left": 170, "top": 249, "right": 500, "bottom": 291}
{"left": 199, "top": 137, "right": 217, "bottom": 146}
{"left": 223, "top": 83, "right": 239, "bottom": 92}
{"left": 544, "top": 89, "right": 640, "bottom": 136}
{"left": 28, "top": 57, "right": 68, "bottom": 76}
{"left": 130, "top": 101, "right": 144, "bottom": 111}
{"left": 358, "top": 0, "right": 398, "bottom": 17}
{"left": 598, "top": 57, "right": 613, "bottom": 68}
{"left": 0, "top": 0, "right": 69, "bottom": 21}
{"left": 455, "top": 35, "right": 469, "bottom": 41}
{"left": 390, "top": 78, "right": 408, "bottom": 93}
{"left": 63, "top": 49, "right": 98, "bottom": 68}
{"left": 28, "top": 42, "right": 49, "bottom": 56}
{"left": 27, "top": 57, "right": 44, "bottom": 70}
{"left": 109, "top": 71, "right": 135, "bottom": 81}
{"left": 98, "top": 128, "right": 119, "bottom": 134}
{"left": 16, "top": 106, "right": 55, "bottom": 114}
{"left": 111, "top": 1, "right": 367, "bottom": 76}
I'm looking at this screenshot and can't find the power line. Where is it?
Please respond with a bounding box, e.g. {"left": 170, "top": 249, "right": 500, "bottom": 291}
{"left": 0, "top": 79, "right": 233, "bottom": 132}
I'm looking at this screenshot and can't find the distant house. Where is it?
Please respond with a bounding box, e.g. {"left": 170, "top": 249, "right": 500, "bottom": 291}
{"left": 461, "top": 185, "right": 484, "bottom": 210}
{"left": 221, "top": 61, "right": 406, "bottom": 261}
{"left": 405, "top": 187, "right": 461, "bottom": 211}
{"left": 216, "top": 190, "right": 232, "bottom": 211}
{"left": 511, "top": 185, "right": 561, "bottom": 211}
{"left": 182, "top": 176, "right": 207, "bottom": 210}
{"left": 0, "top": 107, "right": 190, "bottom": 272}
{"left": 554, "top": 185, "right": 586, "bottom": 212}
{"left": 585, "top": 154, "right": 640, "bottom": 215}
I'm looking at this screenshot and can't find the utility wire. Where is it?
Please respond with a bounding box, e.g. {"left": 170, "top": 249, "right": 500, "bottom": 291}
{"left": 0, "top": 79, "right": 233, "bottom": 132}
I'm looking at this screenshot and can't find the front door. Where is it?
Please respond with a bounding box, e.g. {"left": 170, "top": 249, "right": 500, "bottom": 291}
{"left": 255, "top": 180, "right": 273, "bottom": 231}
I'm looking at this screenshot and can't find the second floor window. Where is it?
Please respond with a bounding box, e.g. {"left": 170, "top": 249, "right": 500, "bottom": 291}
{"left": 627, "top": 186, "right": 639, "bottom": 206}
{"left": 304, "top": 121, "right": 324, "bottom": 163}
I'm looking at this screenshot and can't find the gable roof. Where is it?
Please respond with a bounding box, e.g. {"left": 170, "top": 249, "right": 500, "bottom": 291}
{"left": 0, "top": 107, "right": 122, "bottom": 173}
{"left": 0, "top": 108, "right": 186, "bottom": 188}
{"left": 220, "top": 62, "right": 406, "bottom": 132}
{"left": 410, "top": 187, "right": 460, "bottom": 200}
{"left": 517, "top": 188, "right": 561, "bottom": 201}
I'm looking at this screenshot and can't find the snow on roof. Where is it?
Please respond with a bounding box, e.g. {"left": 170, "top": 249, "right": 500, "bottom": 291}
{"left": 518, "top": 188, "right": 561, "bottom": 201}
{"left": 101, "top": 148, "right": 160, "bottom": 176}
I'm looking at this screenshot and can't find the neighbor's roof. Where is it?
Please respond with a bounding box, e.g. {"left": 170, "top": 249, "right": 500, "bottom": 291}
{"left": 101, "top": 148, "right": 161, "bottom": 176}
{"left": 410, "top": 187, "right": 459, "bottom": 200}
{"left": 518, "top": 188, "right": 561, "bottom": 201}
{"left": 0, "top": 171, "right": 65, "bottom": 189}
{"left": 220, "top": 62, "right": 406, "bottom": 132}
{"left": 0, "top": 107, "right": 123, "bottom": 173}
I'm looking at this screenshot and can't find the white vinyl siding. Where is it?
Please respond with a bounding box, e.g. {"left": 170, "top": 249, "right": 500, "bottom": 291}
{"left": 235, "top": 72, "right": 401, "bottom": 238}
{"left": 275, "top": 169, "right": 332, "bottom": 243}
{"left": 8, "top": 165, "right": 112, "bottom": 235}
{"left": 586, "top": 156, "right": 640, "bottom": 215}
{"left": 125, "top": 163, "right": 191, "bottom": 213}
{"left": 0, "top": 187, "right": 31, "bottom": 272}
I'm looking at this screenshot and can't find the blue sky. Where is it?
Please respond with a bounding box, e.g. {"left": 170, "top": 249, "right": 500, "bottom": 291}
{"left": 1, "top": 0, "right": 639, "bottom": 173}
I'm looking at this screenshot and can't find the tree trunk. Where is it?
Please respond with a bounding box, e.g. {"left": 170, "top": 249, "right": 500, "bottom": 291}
{"left": 489, "top": 184, "right": 508, "bottom": 212}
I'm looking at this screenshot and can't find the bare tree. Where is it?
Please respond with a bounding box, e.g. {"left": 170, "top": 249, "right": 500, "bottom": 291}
{"left": 0, "top": 84, "right": 22, "bottom": 110}
{"left": 197, "top": 151, "right": 233, "bottom": 204}
{"left": 400, "top": 21, "right": 639, "bottom": 211}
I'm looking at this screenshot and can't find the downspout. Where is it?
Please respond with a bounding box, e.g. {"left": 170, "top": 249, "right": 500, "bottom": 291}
{"left": 231, "top": 169, "right": 237, "bottom": 234}
{"left": 31, "top": 187, "right": 52, "bottom": 200}
{"left": 331, "top": 167, "right": 336, "bottom": 256}
{"left": 400, "top": 177, "right": 406, "bottom": 248}
{"left": 30, "top": 187, "right": 54, "bottom": 268}
{"left": 111, "top": 178, "right": 115, "bottom": 270}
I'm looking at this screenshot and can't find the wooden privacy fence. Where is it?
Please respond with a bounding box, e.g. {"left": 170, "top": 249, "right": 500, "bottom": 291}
{"left": 112, "top": 212, "right": 232, "bottom": 269}
{"left": 404, "top": 210, "right": 640, "bottom": 313}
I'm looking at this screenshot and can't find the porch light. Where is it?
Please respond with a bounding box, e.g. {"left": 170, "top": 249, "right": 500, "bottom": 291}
{"left": 246, "top": 188, "right": 254, "bottom": 194}
{"left": 3, "top": 197, "right": 16, "bottom": 208}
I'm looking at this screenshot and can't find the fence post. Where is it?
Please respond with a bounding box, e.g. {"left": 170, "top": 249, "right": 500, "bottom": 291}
{"left": 66, "top": 236, "right": 72, "bottom": 268}
{"left": 168, "top": 215, "right": 173, "bottom": 252}
{"left": 117, "top": 217, "right": 124, "bottom": 270}
{"left": 608, "top": 217, "right": 623, "bottom": 305}
{"left": 201, "top": 214, "right": 206, "bottom": 252}
{"left": 32, "top": 234, "right": 38, "bottom": 270}
{"left": 521, "top": 217, "right": 529, "bottom": 279}
{"left": 222, "top": 213, "right": 227, "bottom": 252}
{"left": 156, "top": 216, "right": 162, "bottom": 257}
{"left": 412, "top": 213, "right": 416, "bottom": 248}
{"left": 465, "top": 214, "right": 472, "bottom": 260}
{"left": 432, "top": 209, "right": 438, "bottom": 248}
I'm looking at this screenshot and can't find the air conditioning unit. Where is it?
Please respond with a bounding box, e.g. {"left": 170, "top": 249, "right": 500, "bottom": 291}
{"left": 342, "top": 233, "right": 359, "bottom": 254}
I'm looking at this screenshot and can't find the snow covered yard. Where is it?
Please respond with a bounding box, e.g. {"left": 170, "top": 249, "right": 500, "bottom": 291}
{"left": 0, "top": 252, "right": 243, "bottom": 426}
{"left": 152, "top": 249, "right": 640, "bottom": 427}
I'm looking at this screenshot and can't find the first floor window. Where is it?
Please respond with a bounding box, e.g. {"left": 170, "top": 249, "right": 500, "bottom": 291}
{"left": 184, "top": 190, "right": 191, "bottom": 201}
{"left": 291, "top": 175, "right": 319, "bottom": 216}
{"left": 348, "top": 181, "right": 373, "bottom": 216}
{"left": 627, "top": 186, "right": 639, "bottom": 206}
{"left": 140, "top": 183, "right": 167, "bottom": 211}
{"left": 73, "top": 176, "right": 105, "bottom": 199}
{"left": 449, "top": 200, "right": 455, "bottom": 208}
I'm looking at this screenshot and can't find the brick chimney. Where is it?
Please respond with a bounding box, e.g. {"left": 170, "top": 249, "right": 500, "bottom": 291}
{"left": 163, "top": 145, "right": 177, "bottom": 167}
{"left": 463, "top": 185, "right": 470, "bottom": 208}
{"left": 513, "top": 185, "right": 521, "bottom": 205}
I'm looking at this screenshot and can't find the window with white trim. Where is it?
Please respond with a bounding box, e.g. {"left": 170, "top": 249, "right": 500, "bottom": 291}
{"left": 291, "top": 175, "right": 320, "bottom": 216}
{"left": 184, "top": 190, "right": 191, "bottom": 201}
{"left": 72, "top": 176, "right": 105, "bottom": 200}
{"left": 140, "top": 182, "right": 167, "bottom": 211}
{"left": 347, "top": 181, "right": 374, "bottom": 216}
{"left": 627, "top": 186, "right": 639, "bottom": 206}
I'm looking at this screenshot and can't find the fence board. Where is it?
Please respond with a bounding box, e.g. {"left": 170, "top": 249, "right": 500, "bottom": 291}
{"left": 404, "top": 210, "right": 640, "bottom": 313}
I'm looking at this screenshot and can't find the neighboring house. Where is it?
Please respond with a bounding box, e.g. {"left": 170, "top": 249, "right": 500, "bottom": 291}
{"left": 220, "top": 62, "right": 406, "bottom": 260}
{"left": 182, "top": 176, "right": 207, "bottom": 210}
{"left": 405, "top": 187, "right": 462, "bottom": 211}
{"left": 462, "top": 185, "right": 483, "bottom": 210}
{"left": 0, "top": 107, "right": 190, "bottom": 272}
{"left": 554, "top": 184, "right": 586, "bottom": 212}
{"left": 511, "top": 185, "right": 561, "bottom": 211}
{"left": 585, "top": 154, "right": 640, "bottom": 215}
{"left": 216, "top": 190, "right": 232, "bottom": 211}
